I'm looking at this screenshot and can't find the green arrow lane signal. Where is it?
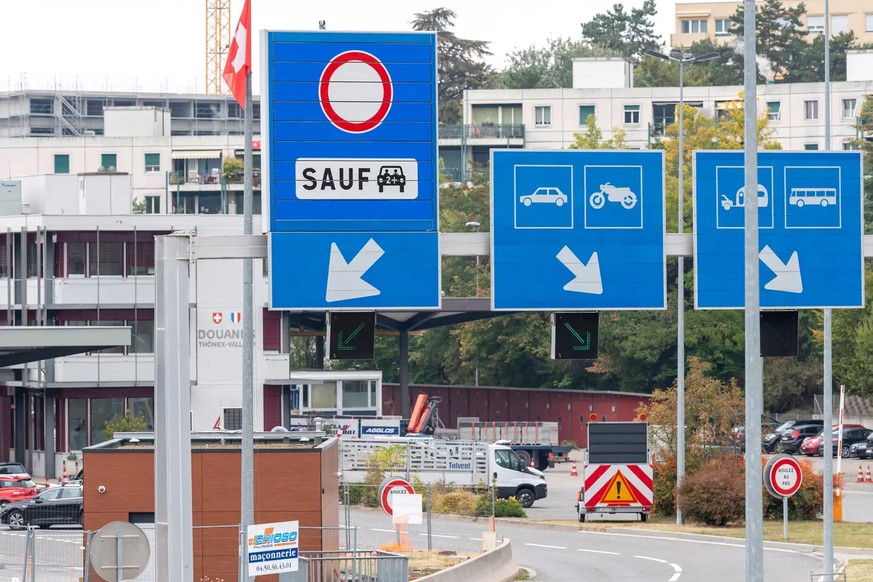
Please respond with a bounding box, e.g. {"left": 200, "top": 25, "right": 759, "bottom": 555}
{"left": 338, "top": 321, "right": 366, "bottom": 350}
{"left": 564, "top": 322, "right": 591, "bottom": 350}
{"left": 552, "top": 312, "right": 599, "bottom": 360}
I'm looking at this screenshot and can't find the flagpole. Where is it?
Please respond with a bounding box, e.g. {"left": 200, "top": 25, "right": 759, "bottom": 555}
{"left": 241, "top": 58, "right": 255, "bottom": 582}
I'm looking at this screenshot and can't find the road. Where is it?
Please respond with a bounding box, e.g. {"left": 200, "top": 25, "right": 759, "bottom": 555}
{"left": 345, "top": 507, "right": 826, "bottom": 581}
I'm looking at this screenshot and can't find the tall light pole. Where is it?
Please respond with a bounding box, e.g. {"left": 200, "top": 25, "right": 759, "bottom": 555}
{"left": 644, "top": 48, "right": 719, "bottom": 526}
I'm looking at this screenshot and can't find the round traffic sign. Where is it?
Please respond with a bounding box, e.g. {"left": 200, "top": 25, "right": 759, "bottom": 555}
{"left": 88, "top": 521, "right": 150, "bottom": 582}
{"left": 764, "top": 454, "right": 803, "bottom": 498}
{"left": 319, "top": 50, "right": 392, "bottom": 134}
{"left": 378, "top": 476, "right": 414, "bottom": 516}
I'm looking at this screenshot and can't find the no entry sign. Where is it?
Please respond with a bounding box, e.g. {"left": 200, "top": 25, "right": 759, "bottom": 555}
{"left": 378, "top": 476, "right": 414, "bottom": 516}
{"left": 764, "top": 454, "right": 803, "bottom": 498}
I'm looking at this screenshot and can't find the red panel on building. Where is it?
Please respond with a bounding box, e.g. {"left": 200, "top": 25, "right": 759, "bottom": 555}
{"left": 487, "top": 389, "right": 509, "bottom": 421}
{"left": 263, "top": 385, "right": 282, "bottom": 430}
{"left": 262, "top": 309, "right": 281, "bottom": 351}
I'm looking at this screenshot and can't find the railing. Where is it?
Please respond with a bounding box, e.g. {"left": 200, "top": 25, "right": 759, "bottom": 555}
{"left": 438, "top": 124, "right": 525, "bottom": 140}
{"left": 287, "top": 550, "right": 409, "bottom": 582}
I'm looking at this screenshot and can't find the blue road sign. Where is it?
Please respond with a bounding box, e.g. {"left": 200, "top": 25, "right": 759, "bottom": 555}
{"left": 694, "top": 151, "right": 864, "bottom": 309}
{"left": 262, "top": 31, "right": 438, "bottom": 232}
{"left": 269, "top": 232, "right": 440, "bottom": 309}
{"left": 491, "top": 150, "right": 666, "bottom": 310}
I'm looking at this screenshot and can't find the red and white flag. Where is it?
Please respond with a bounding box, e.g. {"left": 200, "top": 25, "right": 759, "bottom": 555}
{"left": 223, "top": 0, "right": 251, "bottom": 108}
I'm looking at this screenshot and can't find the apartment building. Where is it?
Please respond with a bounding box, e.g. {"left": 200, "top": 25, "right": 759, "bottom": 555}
{"left": 672, "top": 0, "right": 873, "bottom": 48}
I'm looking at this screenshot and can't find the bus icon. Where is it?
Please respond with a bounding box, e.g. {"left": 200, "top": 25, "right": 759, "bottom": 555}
{"left": 788, "top": 187, "right": 837, "bottom": 208}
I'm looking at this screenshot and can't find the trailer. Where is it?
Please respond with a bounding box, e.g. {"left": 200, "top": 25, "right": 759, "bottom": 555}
{"left": 339, "top": 437, "right": 548, "bottom": 507}
{"left": 576, "top": 421, "right": 653, "bottom": 522}
{"left": 456, "top": 417, "right": 573, "bottom": 471}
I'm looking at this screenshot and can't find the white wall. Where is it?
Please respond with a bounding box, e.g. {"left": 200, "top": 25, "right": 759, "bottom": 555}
{"left": 572, "top": 59, "right": 633, "bottom": 89}
{"left": 104, "top": 107, "right": 171, "bottom": 138}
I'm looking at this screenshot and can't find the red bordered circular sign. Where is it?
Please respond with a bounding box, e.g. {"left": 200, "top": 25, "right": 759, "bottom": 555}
{"left": 378, "top": 477, "right": 414, "bottom": 516}
{"left": 764, "top": 454, "right": 803, "bottom": 498}
{"left": 319, "top": 50, "right": 393, "bottom": 134}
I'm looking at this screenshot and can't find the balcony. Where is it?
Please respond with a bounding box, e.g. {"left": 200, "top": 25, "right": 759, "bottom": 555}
{"left": 52, "top": 277, "right": 155, "bottom": 306}
{"left": 438, "top": 124, "right": 525, "bottom": 144}
{"left": 54, "top": 353, "right": 156, "bottom": 383}
{"left": 169, "top": 171, "right": 262, "bottom": 190}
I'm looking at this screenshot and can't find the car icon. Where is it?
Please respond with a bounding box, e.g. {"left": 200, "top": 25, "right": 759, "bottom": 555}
{"left": 377, "top": 166, "right": 406, "bottom": 193}
{"left": 519, "top": 187, "right": 567, "bottom": 207}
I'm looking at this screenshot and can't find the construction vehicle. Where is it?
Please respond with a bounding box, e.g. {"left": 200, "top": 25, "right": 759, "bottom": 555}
{"left": 406, "top": 394, "right": 442, "bottom": 436}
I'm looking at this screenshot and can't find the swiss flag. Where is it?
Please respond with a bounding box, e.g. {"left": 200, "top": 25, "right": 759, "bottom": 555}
{"left": 223, "top": 0, "right": 251, "bottom": 108}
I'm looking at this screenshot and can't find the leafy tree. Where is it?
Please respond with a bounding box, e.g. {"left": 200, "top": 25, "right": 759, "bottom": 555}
{"left": 411, "top": 8, "right": 494, "bottom": 123}
{"left": 131, "top": 198, "right": 146, "bottom": 214}
{"left": 569, "top": 115, "right": 628, "bottom": 149}
{"left": 580, "top": 0, "right": 661, "bottom": 64}
{"left": 103, "top": 413, "right": 148, "bottom": 440}
{"left": 729, "top": 0, "right": 808, "bottom": 83}
{"left": 500, "top": 38, "right": 618, "bottom": 89}
{"left": 791, "top": 31, "right": 858, "bottom": 83}
{"left": 635, "top": 39, "right": 740, "bottom": 88}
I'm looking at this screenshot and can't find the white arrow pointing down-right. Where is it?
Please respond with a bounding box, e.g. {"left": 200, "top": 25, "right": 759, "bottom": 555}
{"left": 759, "top": 245, "right": 803, "bottom": 294}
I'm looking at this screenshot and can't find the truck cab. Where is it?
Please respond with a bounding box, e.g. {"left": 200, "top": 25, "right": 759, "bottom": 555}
{"left": 491, "top": 443, "right": 547, "bottom": 508}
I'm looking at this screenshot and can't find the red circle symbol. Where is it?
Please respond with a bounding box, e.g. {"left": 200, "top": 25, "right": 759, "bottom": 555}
{"left": 768, "top": 456, "right": 802, "bottom": 497}
{"left": 379, "top": 477, "right": 414, "bottom": 516}
{"left": 319, "top": 50, "right": 393, "bottom": 134}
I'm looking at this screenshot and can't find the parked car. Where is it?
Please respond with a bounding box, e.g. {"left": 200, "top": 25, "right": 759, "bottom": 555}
{"left": 852, "top": 434, "right": 873, "bottom": 460}
{"left": 0, "top": 462, "right": 31, "bottom": 480}
{"left": 0, "top": 484, "right": 83, "bottom": 530}
{"left": 819, "top": 427, "right": 873, "bottom": 458}
{"left": 780, "top": 424, "right": 824, "bottom": 454}
{"left": 0, "top": 478, "right": 37, "bottom": 510}
{"left": 801, "top": 425, "right": 867, "bottom": 457}
{"left": 764, "top": 419, "right": 823, "bottom": 453}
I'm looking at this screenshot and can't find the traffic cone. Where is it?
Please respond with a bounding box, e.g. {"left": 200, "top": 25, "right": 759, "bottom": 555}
{"left": 529, "top": 455, "right": 535, "bottom": 468}
{"left": 570, "top": 461, "right": 579, "bottom": 477}
{"left": 62, "top": 464, "right": 68, "bottom": 484}
{"left": 866, "top": 465, "right": 872, "bottom": 483}
{"left": 858, "top": 465, "right": 864, "bottom": 483}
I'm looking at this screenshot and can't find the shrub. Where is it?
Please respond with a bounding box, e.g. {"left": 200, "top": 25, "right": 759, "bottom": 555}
{"left": 652, "top": 456, "right": 677, "bottom": 517}
{"left": 343, "top": 485, "right": 380, "bottom": 508}
{"left": 475, "top": 493, "right": 526, "bottom": 518}
{"left": 432, "top": 490, "right": 479, "bottom": 515}
{"left": 678, "top": 454, "right": 745, "bottom": 525}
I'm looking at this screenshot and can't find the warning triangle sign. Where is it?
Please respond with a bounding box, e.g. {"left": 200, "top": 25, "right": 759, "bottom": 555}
{"left": 599, "top": 470, "right": 638, "bottom": 506}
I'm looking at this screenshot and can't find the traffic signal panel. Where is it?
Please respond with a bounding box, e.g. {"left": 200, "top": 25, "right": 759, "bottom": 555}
{"left": 552, "top": 312, "right": 599, "bottom": 360}
{"left": 327, "top": 311, "right": 376, "bottom": 360}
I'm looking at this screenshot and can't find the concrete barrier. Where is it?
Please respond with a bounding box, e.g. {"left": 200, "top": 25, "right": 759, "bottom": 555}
{"left": 416, "top": 537, "right": 518, "bottom": 582}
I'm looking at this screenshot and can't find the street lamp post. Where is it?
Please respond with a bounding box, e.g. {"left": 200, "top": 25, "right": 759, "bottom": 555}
{"left": 643, "top": 48, "right": 719, "bottom": 526}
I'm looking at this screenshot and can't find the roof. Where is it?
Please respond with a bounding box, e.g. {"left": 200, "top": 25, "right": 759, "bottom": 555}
{"left": 0, "top": 326, "right": 130, "bottom": 367}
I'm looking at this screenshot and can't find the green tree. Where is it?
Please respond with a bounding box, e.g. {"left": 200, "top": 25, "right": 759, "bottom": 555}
{"left": 131, "top": 198, "right": 147, "bottom": 214}
{"left": 103, "top": 413, "right": 148, "bottom": 440}
{"left": 569, "top": 115, "right": 628, "bottom": 149}
{"left": 500, "top": 38, "right": 618, "bottom": 89}
{"left": 791, "top": 31, "right": 859, "bottom": 83}
{"left": 580, "top": 0, "right": 662, "bottom": 64}
{"left": 635, "top": 40, "right": 740, "bottom": 88}
{"left": 411, "top": 8, "right": 494, "bottom": 123}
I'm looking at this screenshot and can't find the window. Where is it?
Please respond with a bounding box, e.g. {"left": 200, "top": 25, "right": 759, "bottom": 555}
{"left": 578, "top": 105, "right": 596, "bottom": 125}
{"left": 342, "top": 381, "right": 369, "bottom": 408}
{"left": 67, "top": 243, "right": 86, "bottom": 276}
{"left": 145, "top": 195, "right": 161, "bottom": 214}
{"left": 131, "top": 320, "right": 155, "bottom": 354}
{"left": 624, "top": 105, "right": 640, "bottom": 125}
{"left": 715, "top": 19, "right": 731, "bottom": 35}
{"left": 90, "top": 398, "right": 124, "bottom": 445}
{"left": 223, "top": 408, "right": 242, "bottom": 431}
{"left": 681, "top": 19, "right": 708, "bottom": 33}
{"left": 89, "top": 241, "right": 124, "bottom": 276}
{"left": 804, "top": 143, "right": 819, "bottom": 150}
{"left": 843, "top": 142, "right": 859, "bottom": 151}
{"left": 767, "top": 101, "right": 781, "bottom": 121}
{"left": 807, "top": 15, "right": 824, "bottom": 33}
{"left": 534, "top": 106, "right": 551, "bottom": 126}
{"left": 228, "top": 102, "right": 242, "bottom": 119}
{"left": 831, "top": 15, "right": 848, "bottom": 35}
{"left": 129, "top": 398, "right": 155, "bottom": 431}
{"left": 69, "top": 399, "right": 87, "bottom": 451}
{"left": 30, "top": 98, "right": 53, "bottom": 115}
{"left": 842, "top": 98, "right": 857, "bottom": 119}
{"left": 144, "top": 153, "right": 160, "bottom": 172}
{"left": 54, "top": 154, "right": 70, "bottom": 174}
{"left": 867, "top": 14, "right": 873, "bottom": 32}
{"left": 804, "top": 100, "right": 819, "bottom": 120}
{"left": 101, "top": 154, "right": 117, "bottom": 171}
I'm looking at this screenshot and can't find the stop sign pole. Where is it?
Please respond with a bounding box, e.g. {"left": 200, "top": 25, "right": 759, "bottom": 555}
{"left": 764, "top": 455, "right": 803, "bottom": 540}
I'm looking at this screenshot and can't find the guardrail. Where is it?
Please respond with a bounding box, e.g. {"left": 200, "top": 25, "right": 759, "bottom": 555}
{"left": 281, "top": 550, "right": 409, "bottom": 582}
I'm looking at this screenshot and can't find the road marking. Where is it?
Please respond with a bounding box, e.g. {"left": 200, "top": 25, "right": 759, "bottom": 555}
{"left": 525, "top": 543, "right": 567, "bottom": 550}
{"left": 669, "top": 563, "right": 683, "bottom": 582}
{"left": 470, "top": 537, "right": 483, "bottom": 541}
{"left": 371, "top": 528, "right": 396, "bottom": 533}
{"left": 420, "top": 533, "right": 459, "bottom": 539}
{"left": 578, "top": 549, "right": 620, "bottom": 555}
{"left": 635, "top": 555, "right": 668, "bottom": 563}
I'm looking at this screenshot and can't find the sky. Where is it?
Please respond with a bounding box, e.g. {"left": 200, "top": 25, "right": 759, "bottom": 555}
{"left": 0, "top": 0, "right": 685, "bottom": 94}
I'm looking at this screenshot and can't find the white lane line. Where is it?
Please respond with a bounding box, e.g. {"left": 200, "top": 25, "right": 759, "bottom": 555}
{"left": 371, "top": 528, "right": 396, "bottom": 533}
{"left": 669, "top": 563, "right": 683, "bottom": 582}
{"left": 635, "top": 555, "right": 669, "bottom": 563}
{"left": 579, "top": 530, "right": 805, "bottom": 555}
{"left": 578, "top": 549, "right": 620, "bottom": 555}
{"left": 470, "top": 537, "right": 483, "bottom": 541}
{"left": 525, "top": 543, "right": 567, "bottom": 550}
{"left": 420, "top": 533, "right": 459, "bottom": 539}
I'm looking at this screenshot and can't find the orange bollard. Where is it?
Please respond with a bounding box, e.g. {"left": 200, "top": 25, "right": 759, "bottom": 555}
{"left": 834, "top": 488, "right": 843, "bottom": 522}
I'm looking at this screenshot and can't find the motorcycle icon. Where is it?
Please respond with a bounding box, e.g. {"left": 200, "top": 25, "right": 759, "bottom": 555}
{"left": 589, "top": 183, "right": 637, "bottom": 210}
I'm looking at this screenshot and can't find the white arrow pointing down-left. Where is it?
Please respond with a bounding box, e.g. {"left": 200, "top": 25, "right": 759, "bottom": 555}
{"left": 325, "top": 238, "right": 385, "bottom": 302}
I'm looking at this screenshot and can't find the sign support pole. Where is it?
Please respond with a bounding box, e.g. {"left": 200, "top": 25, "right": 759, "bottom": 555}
{"left": 743, "top": 1, "right": 764, "bottom": 580}
{"left": 783, "top": 496, "right": 788, "bottom": 540}
{"left": 241, "top": 70, "right": 255, "bottom": 582}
